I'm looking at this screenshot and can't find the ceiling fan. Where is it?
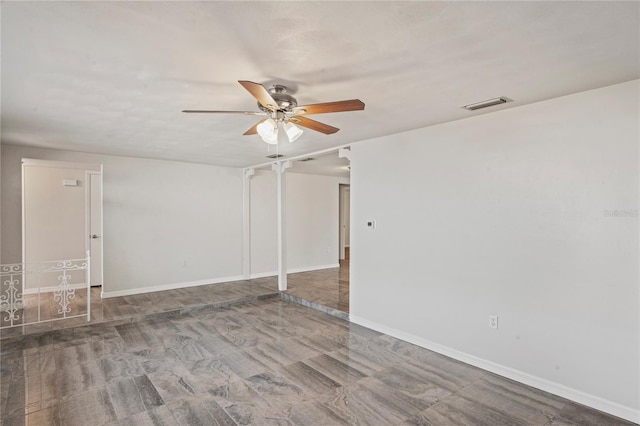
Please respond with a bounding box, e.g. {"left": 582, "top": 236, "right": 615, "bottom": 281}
{"left": 182, "top": 81, "right": 365, "bottom": 144}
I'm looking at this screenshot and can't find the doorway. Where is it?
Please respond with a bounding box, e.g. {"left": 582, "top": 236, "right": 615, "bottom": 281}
{"left": 22, "top": 159, "right": 103, "bottom": 292}
{"left": 279, "top": 151, "right": 351, "bottom": 314}
{"left": 339, "top": 184, "right": 350, "bottom": 262}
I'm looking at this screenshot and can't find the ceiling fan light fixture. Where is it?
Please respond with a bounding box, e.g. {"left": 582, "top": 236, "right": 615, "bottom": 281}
{"left": 284, "top": 122, "right": 303, "bottom": 142}
{"left": 263, "top": 133, "right": 278, "bottom": 145}
{"left": 277, "top": 122, "right": 289, "bottom": 144}
{"left": 257, "top": 118, "right": 277, "bottom": 144}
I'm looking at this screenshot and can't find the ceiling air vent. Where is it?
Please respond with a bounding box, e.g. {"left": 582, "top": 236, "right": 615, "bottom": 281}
{"left": 299, "top": 158, "right": 315, "bottom": 162}
{"left": 266, "top": 154, "right": 284, "bottom": 159}
{"left": 463, "top": 97, "right": 512, "bottom": 111}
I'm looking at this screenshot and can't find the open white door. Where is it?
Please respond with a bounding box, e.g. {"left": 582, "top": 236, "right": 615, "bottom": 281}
{"left": 88, "top": 171, "right": 103, "bottom": 287}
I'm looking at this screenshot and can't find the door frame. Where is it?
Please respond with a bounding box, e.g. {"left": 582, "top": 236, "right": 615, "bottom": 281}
{"left": 86, "top": 170, "right": 104, "bottom": 289}
{"left": 21, "top": 158, "right": 103, "bottom": 287}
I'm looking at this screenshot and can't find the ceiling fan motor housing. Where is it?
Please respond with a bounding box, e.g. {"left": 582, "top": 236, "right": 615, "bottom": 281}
{"left": 258, "top": 85, "right": 298, "bottom": 112}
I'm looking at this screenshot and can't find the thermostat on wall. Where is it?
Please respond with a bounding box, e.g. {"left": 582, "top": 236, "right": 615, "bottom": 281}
{"left": 366, "top": 219, "right": 376, "bottom": 229}
{"left": 63, "top": 179, "right": 78, "bottom": 187}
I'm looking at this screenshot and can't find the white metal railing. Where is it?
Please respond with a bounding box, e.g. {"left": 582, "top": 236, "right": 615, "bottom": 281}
{"left": 0, "top": 252, "right": 90, "bottom": 328}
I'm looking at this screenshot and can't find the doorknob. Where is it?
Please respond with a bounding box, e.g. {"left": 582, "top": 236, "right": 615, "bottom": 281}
{"left": 91, "top": 234, "right": 101, "bottom": 239}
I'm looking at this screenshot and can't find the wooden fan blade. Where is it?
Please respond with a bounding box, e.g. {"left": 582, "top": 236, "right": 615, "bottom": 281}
{"left": 243, "top": 119, "right": 266, "bottom": 135}
{"left": 294, "top": 99, "right": 364, "bottom": 115}
{"left": 238, "top": 80, "right": 278, "bottom": 111}
{"left": 182, "top": 110, "right": 266, "bottom": 115}
{"left": 290, "top": 116, "right": 339, "bottom": 134}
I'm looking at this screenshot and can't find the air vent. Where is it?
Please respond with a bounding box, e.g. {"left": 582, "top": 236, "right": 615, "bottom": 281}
{"left": 266, "top": 154, "right": 284, "bottom": 159}
{"left": 463, "top": 97, "right": 512, "bottom": 111}
{"left": 299, "top": 158, "right": 315, "bottom": 162}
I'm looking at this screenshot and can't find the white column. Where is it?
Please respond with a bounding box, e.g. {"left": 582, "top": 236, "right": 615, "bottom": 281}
{"left": 272, "top": 161, "right": 291, "bottom": 291}
{"left": 338, "top": 147, "right": 352, "bottom": 161}
{"left": 242, "top": 168, "right": 255, "bottom": 279}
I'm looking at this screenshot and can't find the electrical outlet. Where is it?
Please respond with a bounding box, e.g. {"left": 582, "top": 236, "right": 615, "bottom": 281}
{"left": 489, "top": 315, "right": 498, "bottom": 329}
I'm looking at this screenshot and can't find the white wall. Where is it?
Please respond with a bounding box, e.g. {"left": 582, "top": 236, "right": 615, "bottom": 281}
{"left": 0, "top": 144, "right": 2, "bottom": 264}
{"left": 250, "top": 169, "right": 346, "bottom": 276}
{"left": 2, "top": 146, "right": 244, "bottom": 295}
{"left": 287, "top": 172, "right": 342, "bottom": 272}
{"left": 3, "top": 146, "right": 348, "bottom": 293}
{"left": 350, "top": 80, "right": 639, "bottom": 421}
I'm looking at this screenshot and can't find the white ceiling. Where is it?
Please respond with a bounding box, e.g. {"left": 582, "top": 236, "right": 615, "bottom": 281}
{"left": 2, "top": 1, "right": 638, "bottom": 169}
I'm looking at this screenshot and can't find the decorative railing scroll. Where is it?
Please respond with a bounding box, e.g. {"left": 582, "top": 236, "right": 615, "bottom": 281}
{"left": 0, "top": 253, "right": 91, "bottom": 328}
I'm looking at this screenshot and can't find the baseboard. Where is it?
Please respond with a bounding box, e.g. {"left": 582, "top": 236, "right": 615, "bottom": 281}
{"left": 23, "top": 283, "right": 86, "bottom": 295}
{"left": 249, "top": 271, "right": 277, "bottom": 279}
{"left": 288, "top": 263, "right": 340, "bottom": 274}
{"left": 349, "top": 314, "right": 640, "bottom": 424}
{"left": 101, "top": 264, "right": 341, "bottom": 298}
{"left": 249, "top": 264, "right": 341, "bottom": 279}
{"left": 101, "top": 275, "right": 245, "bottom": 298}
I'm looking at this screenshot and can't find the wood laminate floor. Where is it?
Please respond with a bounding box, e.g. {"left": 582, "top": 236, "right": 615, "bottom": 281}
{"left": 285, "top": 260, "right": 350, "bottom": 314}
{"left": 1, "top": 264, "right": 634, "bottom": 425}
{"left": 1, "top": 297, "right": 633, "bottom": 426}
{"left": 1, "top": 263, "right": 348, "bottom": 340}
{"left": 0, "top": 279, "right": 279, "bottom": 339}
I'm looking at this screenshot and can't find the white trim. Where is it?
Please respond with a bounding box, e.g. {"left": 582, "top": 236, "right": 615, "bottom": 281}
{"left": 288, "top": 263, "right": 340, "bottom": 274}
{"left": 101, "top": 275, "right": 247, "bottom": 298}
{"left": 338, "top": 147, "right": 352, "bottom": 161}
{"left": 349, "top": 315, "right": 640, "bottom": 424}
{"left": 247, "top": 143, "right": 352, "bottom": 170}
{"left": 249, "top": 271, "right": 277, "bottom": 279}
{"left": 249, "top": 264, "right": 341, "bottom": 279}
{"left": 101, "top": 263, "right": 342, "bottom": 299}
{"left": 22, "top": 158, "right": 101, "bottom": 171}
{"left": 23, "top": 283, "right": 86, "bottom": 295}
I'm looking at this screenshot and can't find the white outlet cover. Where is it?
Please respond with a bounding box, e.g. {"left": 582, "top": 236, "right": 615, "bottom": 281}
{"left": 489, "top": 315, "right": 498, "bottom": 329}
